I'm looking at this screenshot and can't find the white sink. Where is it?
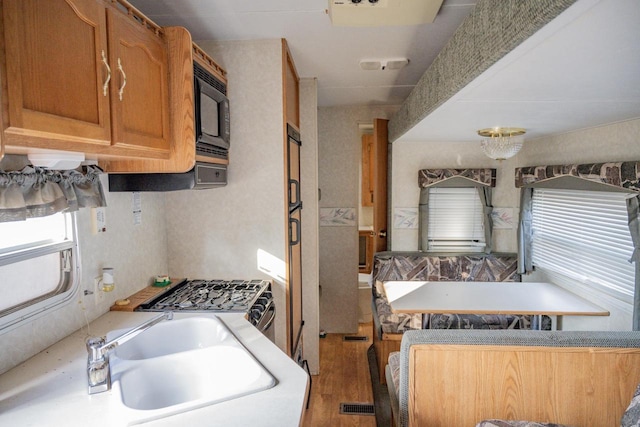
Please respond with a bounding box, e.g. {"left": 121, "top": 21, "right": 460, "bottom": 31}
{"left": 108, "top": 316, "right": 232, "bottom": 360}
{"left": 108, "top": 315, "right": 277, "bottom": 425}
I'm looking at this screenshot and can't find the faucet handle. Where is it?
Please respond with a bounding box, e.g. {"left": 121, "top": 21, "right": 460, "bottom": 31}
{"left": 88, "top": 358, "right": 109, "bottom": 387}
{"left": 86, "top": 336, "right": 105, "bottom": 361}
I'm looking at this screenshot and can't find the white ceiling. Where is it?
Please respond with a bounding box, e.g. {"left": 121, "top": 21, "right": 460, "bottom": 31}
{"left": 127, "top": 0, "right": 477, "bottom": 107}
{"left": 128, "top": 0, "right": 640, "bottom": 143}
{"left": 397, "top": 0, "right": 640, "bottom": 142}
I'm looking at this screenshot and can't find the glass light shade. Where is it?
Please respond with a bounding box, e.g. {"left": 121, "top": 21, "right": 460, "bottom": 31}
{"left": 477, "top": 127, "right": 526, "bottom": 160}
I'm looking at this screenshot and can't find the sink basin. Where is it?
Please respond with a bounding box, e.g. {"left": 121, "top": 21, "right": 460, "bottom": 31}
{"left": 116, "top": 345, "right": 273, "bottom": 411}
{"left": 108, "top": 316, "right": 231, "bottom": 360}
{"left": 107, "top": 315, "right": 277, "bottom": 424}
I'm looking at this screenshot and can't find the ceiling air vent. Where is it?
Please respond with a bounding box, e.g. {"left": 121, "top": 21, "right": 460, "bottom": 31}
{"left": 328, "top": 0, "right": 444, "bottom": 27}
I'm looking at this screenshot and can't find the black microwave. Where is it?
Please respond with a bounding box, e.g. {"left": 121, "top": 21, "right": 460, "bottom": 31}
{"left": 194, "top": 61, "right": 230, "bottom": 160}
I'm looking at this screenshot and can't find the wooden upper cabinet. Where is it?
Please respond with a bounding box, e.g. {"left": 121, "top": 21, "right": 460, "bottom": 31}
{"left": 1, "top": 0, "right": 170, "bottom": 159}
{"left": 106, "top": 7, "right": 170, "bottom": 154}
{"left": 2, "top": 0, "right": 112, "bottom": 147}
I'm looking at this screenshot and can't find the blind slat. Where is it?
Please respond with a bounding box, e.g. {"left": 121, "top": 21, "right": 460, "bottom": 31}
{"left": 427, "top": 187, "right": 485, "bottom": 251}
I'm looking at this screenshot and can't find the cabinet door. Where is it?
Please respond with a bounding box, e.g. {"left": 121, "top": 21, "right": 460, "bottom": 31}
{"left": 2, "top": 0, "right": 111, "bottom": 146}
{"left": 106, "top": 7, "right": 170, "bottom": 154}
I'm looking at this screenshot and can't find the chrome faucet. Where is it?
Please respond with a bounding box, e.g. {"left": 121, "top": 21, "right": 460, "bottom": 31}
{"left": 86, "top": 311, "right": 173, "bottom": 394}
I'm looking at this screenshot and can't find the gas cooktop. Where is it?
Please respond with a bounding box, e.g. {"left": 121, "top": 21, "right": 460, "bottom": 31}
{"left": 136, "top": 279, "right": 270, "bottom": 313}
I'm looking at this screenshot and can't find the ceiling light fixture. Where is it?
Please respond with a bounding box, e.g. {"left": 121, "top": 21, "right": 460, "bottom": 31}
{"left": 477, "top": 127, "right": 526, "bottom": 160}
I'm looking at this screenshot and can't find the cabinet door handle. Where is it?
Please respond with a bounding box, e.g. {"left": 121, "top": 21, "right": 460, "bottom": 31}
{"left": 289, "top": 218, "right": 301, "bottom": 246}
{"left": 101, "top": 50, "right": 111, "bottom": 97}
{"left": 117, "top": 58, "right": 127, "bottom": 101}
{"left": 289, "top": 179, "right": 301, "bottom": 209}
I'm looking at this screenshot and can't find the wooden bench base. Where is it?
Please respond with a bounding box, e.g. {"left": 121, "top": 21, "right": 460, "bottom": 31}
{"left": 373, "top": 329, "right": 401, "bottom": 385}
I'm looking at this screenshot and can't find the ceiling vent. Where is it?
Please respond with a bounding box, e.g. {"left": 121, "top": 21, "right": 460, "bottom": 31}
{"left": 328, "top": 0, "right": 444, "bottom": 27}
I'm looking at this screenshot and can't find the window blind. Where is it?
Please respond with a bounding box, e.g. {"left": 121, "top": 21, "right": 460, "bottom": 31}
{"left": 531, "top": 188, "right": 635, "bottom": 301}
{"left": 427, "top": 187, "right": 485, "bottom": 251}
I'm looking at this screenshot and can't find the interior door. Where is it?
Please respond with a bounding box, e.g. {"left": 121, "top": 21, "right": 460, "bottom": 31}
{"left": 372, "top": 119, "right": 389, "bottom": 255}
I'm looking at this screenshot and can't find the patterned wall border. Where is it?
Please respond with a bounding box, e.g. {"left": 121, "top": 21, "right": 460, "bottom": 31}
{"left": 394, "top": 207, "right": 419, "bottom": 229}
{"left": 515, "top": 161, "right": 640, "bottom": 192}
{"left": 319, "top": 208, "right": 356, "bottom": 226}
{"left": 388, "top": 0, "right": 577, "bottom": 142}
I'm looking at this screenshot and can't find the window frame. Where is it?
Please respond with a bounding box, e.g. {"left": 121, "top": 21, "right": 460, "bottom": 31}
{"left": 0, "top": 212, "right": 80, "bottom": 333}
{"left": 530, "top": 188, "right": 636, "bottom": 304}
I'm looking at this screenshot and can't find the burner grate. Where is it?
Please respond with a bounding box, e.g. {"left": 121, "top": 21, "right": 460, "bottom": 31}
{"left": 137, "top": 279, "right": 270, "bottom": 313}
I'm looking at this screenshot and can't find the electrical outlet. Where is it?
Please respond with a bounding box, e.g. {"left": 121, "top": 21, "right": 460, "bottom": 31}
{"left": 94, "top": 277, "right": 105, "bottom": 306}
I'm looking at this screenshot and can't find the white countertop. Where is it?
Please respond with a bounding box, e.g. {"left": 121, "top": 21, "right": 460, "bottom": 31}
{"left": 0, "top": 311, "right": 309, "bottom": 427}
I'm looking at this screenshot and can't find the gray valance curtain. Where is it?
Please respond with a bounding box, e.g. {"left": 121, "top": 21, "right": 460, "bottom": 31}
{"left": 418, "top": 168, "right": 496, "bottom": 253}
{"left": 0, "top": 165, "right": 107, "bottom": 223}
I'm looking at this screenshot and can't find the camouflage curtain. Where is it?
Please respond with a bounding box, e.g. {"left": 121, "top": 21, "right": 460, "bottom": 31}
{"left": 0, "top": 165, "right": 106, "bottom": 223}
{"left": 517, "top": 188, "right": 534, "bottom": 274}
{"left": 478, "top": 186, "right": 493, "bottom": 254}
{"left": 628, "top": 195, "right": 640, "bottom": 330}
{"left": 515, "top": 161, "right": 640, "bottom": 191}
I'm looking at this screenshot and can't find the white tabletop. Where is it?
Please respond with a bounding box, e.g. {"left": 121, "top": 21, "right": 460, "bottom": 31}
{"left": 383, "top": 281, "right": 609, "bottom": 316}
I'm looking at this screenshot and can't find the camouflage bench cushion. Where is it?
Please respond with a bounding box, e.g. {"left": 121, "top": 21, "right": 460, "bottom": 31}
{"left": 372, "top": 252, "right": 529, "bottom": 335}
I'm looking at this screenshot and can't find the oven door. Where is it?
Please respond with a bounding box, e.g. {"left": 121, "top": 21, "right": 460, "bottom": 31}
{"left": 255, "top": 301, "right": 276, "bottom": 343}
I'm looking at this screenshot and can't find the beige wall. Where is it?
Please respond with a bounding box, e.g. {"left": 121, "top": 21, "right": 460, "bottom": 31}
{"left": 165, "top": 39, "right": 289, "bottom": 350}
{"left": 318, "top": 105, "right": 399, "bottom": 333}
{"left": 520, "top": 119, "right": 640, "bottom": 331}
{"left": 0, "top": 176, "right": 168, "bottom": 375}
{"left": 390, "top": 117, "right": 640, "bottom": 330}
{"left": 0, "top": 40, "right": 321, "bottom": 373}
{"left": 391, "top": 140, "right": 513, "bottom": 251}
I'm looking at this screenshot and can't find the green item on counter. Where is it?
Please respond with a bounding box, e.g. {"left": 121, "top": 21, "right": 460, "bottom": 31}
{"left": 153, "top": 279, "right": 171, "bottom": 287}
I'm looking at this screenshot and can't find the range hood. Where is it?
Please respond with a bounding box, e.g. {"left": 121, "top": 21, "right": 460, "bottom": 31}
{"left": 108, "top": 162, "right": 227, "bottom": 192}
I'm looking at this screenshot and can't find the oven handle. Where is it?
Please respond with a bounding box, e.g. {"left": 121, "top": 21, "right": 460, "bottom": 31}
{"left": 259, "top": 305, "right": 276, "bottom": 333}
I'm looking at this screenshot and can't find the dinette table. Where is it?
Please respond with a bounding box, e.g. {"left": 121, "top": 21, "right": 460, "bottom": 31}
{"left": 382, "top": 281, "right": 609, "bottom": 330}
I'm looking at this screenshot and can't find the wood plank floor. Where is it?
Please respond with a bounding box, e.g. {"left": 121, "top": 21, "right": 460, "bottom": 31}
{"left": 302, "top": 322, "right": 376, "bottom": 427}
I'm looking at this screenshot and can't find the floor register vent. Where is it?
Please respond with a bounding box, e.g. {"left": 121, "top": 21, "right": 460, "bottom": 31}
{"left": 340, "top": 402, "right": 375, "bottom": 416}
{"left": 342, "top": 335, "right": 369, "bottom": 342}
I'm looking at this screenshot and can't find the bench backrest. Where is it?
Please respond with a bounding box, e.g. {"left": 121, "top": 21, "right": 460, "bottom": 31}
{"left": 399, "top": 330, "right": 640, "bottom": 427}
